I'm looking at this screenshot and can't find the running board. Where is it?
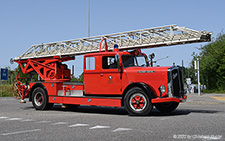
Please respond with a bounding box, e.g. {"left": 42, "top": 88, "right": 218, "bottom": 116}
{"left": 49, "top": 96, "right": 122, "bottom": 107}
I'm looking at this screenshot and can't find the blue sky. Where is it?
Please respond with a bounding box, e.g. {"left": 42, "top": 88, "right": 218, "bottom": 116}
{"left": 0, "top": 0, "right": 224, "bottom": 76}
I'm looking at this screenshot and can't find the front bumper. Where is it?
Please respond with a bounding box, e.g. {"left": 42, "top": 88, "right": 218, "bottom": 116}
{"left": 151, "top": 95, "right": 187, "bottom": 103}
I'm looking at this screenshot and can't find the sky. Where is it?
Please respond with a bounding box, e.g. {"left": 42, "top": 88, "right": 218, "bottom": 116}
{"left": 0, "top": 0, "right": 224, "bottom": 76}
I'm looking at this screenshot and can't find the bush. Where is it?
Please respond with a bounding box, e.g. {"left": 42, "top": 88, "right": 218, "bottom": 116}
{"left": 0, "top": 84, "right": 13, "bottom": 97}
{"left": 202, "top": 89, "right": 225, "bottom": 94}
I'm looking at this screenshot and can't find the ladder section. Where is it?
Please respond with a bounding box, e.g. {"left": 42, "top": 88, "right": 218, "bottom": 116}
{"left": 15, "top": 25, "right": 211, "bottom": 60}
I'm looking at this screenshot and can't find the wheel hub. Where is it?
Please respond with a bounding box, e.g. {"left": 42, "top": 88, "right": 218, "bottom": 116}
{"left": 34, "top": 92, "right": 44, "bottom": 106}
{"left": 136, "top": 100, "right": 140, "bottom": 105}
{"left": 129, "top": 93, "right": 147, "bottom": 112}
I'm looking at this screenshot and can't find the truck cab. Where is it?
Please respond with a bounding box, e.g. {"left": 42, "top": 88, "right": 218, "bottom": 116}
{"left": 83, "top": 45, "right": 186, "bottom": 115}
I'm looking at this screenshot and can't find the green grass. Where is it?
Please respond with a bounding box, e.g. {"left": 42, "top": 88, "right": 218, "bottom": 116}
{"left": 202, "top": 89, "right": 225, "bottom": 94}
{"left": 0, "top": 84, "right": 13, "bottom": 97}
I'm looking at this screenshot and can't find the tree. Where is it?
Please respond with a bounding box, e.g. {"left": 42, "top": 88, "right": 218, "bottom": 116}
{"left": 197, "top": 32, "right": 225, "bottom": 91}
{"left": 71, "top": 72, "right": 84, "bottom": 83}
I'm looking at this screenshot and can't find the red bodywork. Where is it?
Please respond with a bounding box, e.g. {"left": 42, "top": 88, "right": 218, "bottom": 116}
{"left": 14, "top": 42, "right": 186, "bottom": 108}
{"left": 14, "top": 56, "right": 74, "bottom": 82}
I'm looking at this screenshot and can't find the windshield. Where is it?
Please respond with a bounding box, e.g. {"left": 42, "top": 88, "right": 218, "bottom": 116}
{"left": 122, "top": 55, "right": 149, "bottom": 68}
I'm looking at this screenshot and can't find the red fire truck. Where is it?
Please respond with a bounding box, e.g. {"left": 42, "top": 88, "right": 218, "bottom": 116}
{"left": 12, "top": 25, "right": 211, "bottom": 115}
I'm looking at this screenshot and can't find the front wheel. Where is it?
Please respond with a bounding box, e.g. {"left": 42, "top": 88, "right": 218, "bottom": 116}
{"left": 124, "top": 87, "right": 152, "bottom": 116}
{"left": 154, "top": 102, "right": 179, "bottom": 113}
{"left": 32, "top": 87, "right": 53, "bottom": 110}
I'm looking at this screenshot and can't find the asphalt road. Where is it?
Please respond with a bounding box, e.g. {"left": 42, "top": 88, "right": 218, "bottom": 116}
{"left": 0, "top": 94, "right": 225, "bottom": 141}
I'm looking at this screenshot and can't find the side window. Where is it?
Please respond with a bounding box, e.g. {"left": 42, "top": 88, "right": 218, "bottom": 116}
{"left": 102, "top": 56, "right": 118, "bottom": 69}
{"left": 85, "top": 57, "right": 95, "bottom": 70}
{"left": 136, "top": 56, "right": 146, "bottom": 66}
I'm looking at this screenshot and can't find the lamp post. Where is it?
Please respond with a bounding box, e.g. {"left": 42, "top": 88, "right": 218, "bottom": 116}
{"left": 87, "top": 0, "right": 91, "bottom": 69}
{"left": 197, "top": 58, "right": 200, "bottom": 96}
{"left": 88, "top": 0, "right": 90, "bottom": 37}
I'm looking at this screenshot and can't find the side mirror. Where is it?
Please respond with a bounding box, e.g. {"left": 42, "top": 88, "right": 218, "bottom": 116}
{"left": 149, "top": 53, "right": 155, "bottom": 59}
{"left": 115, "top": 54, "right": 121, "bottom": 72}
{"left": 149, "top": 53, "right": 155, "bottom": 67}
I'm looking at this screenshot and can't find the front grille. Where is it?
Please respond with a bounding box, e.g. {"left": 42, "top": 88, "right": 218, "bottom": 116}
{"left": 168, "top": 67, "right": 184, "bottom": 98}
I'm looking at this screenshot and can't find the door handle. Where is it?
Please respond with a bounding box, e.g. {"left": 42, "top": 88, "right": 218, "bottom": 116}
{"left": 100, "top": 74, "right": 103, "bottom": 76}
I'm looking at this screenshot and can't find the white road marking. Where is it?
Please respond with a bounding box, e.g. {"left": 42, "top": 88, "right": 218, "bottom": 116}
{"left": 52, "top": 122, "right": 68, "bottom": 125}
{"left": 0, "top": 116, "right": 9, "bottom": 119}
{"left": 36, "top": 121, "right": 51, "bottom": 123}
{"left": 5, "top": 118, "right": 22, "bottom": 121}
{"left": 112, "top": 128, "right": 132, "bottom": 132}
{"left": 69, "top": 123, "right": 89, "bottom": 127}
{"left": 89, "top": 125, "right": 111, "bottom": 130}
{"left": 1, "top": 129, "right": 41, "bottom": 136}
{"left": 21, "top": 119, "right": 36, "bottom": 122}
{"left": 1, "top": 116, "right": 131, "bottom": 134}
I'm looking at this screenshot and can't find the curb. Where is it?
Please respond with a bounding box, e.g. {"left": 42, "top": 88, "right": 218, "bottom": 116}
{"left": 184, "top": 93, "right": 225, "bottom": 105}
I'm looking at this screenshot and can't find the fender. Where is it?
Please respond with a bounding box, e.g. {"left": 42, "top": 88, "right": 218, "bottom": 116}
{"left": 122, "top": 82, "right": 155, "bottom": 106}
{"left": 29, "top": 83, "right": 48, "bottom": 102}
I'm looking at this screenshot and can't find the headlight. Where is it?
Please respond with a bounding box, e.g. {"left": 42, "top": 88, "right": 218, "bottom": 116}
{"left": 159, "top": 85, "right": 166, "bottom": 94}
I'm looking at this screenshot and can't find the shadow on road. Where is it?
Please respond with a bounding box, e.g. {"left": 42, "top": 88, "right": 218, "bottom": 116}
{"left": 149, "top": 108, "right": 221, "bottom": 117}
{"left": 30, "top": 105, "right": 222, "bottom": 117}
{"left": 52, "top": 105, "right": 128, "bottom": 115}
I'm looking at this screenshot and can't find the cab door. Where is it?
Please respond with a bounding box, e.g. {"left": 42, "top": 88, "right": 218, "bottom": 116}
{"left": 84, "top": 56, "right": 102, "bottom": 95}
{"left": 99, "top": 56, "right": 122, "bottom": 95}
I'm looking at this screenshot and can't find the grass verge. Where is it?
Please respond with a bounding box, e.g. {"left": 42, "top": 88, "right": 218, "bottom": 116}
{"left": 202, "top": 89, "right": 225, "bottom": 94}
{"left": 0, "top": 84, "right": 13, "bottom": 97}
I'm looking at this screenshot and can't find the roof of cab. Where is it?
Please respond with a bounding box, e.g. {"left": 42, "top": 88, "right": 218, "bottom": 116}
{"left": 84, "top": 50, "right": 131, "bottom": 57}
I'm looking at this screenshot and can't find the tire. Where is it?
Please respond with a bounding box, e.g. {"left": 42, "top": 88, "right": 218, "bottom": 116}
{"left": 124, "top": 87, "right": 152, "bottom": 116}
{"left": 154, "top": 102, "right": 179, "bottom": 113}
{"left": 32, "top": 87, "right": 53, "bottom": 110}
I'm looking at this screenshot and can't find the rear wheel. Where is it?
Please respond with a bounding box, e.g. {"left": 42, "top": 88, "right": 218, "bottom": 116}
{"left": 154, "top": 102, "right": 179, "bottom": 113}
{"left": 124, "top": 87, "right": 152, "bottom": 116}
{"left": 32, "top": 87, "right": 53, "bottom": 110}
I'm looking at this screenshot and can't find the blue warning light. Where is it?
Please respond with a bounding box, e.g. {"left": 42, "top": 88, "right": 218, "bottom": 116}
{"left": 114, "top": 44, "right": 118, "bottom": 49}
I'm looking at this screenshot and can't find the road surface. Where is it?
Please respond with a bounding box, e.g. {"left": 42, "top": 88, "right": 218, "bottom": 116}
{"left": 0, "top": 94, "right": 224, "bottom": 141}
